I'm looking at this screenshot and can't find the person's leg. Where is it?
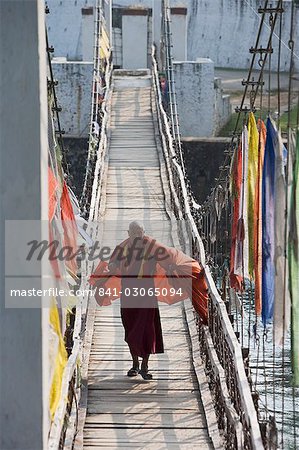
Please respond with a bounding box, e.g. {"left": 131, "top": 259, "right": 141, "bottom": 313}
{"left": 130, "top": 349, "right": 139, "bottom": 370}
{"left": 127, "top": 348, "right": 139, "bottom": 377}
{"left": 140, "top": 354, "right": 153, "bottom": 380}
{"left": 141, "top": 354, "right": 149, "bottom": 371}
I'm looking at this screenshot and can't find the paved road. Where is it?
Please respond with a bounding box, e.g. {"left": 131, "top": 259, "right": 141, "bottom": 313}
{"left": 215, "top": 68, "right": 299, "bottom": 92}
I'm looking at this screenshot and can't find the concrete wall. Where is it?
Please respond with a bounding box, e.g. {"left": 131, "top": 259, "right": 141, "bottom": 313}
{"left": 174, "top": 60, "right": 215, "bottom": 137}
{"left": 174, "top": 59, "right": 231, "bottom": 137}
{"left": 0, "top": 0, "right": 49, "bottom": 448}
{"left": 47, "top": 0, "right": 299, "bottom": 70}
{"left": 52, "top": 61, "right": 93, "bottom": 137}
{"left": 81, "top": 7, "right": 95, "bottom": 61}
{"left": 170, "top": 9, "right": 187, "bottom": 61}
{"left": 113, "top": 27, "right": 123, "bottom": 67}
{"left": 187, "top": 0, "right": 299, "bottom": 71}
{"left": 122, "top": 13, "right": 149, "bottom": 69}
{"left": 113, "top": 0, "right": 299, "bottom": 71}
{"left": 214, "top": 78, "right": 231, "bottom": 134}
{"left": 46, "top": 0, "right": 96, "bottom": 61}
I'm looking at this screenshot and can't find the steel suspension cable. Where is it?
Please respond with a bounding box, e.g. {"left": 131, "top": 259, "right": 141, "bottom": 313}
{"left": 251, "top": 0, "right": 284, "bottom": 106}
{"left": 162, "top": 0, "right": 185, "bottom": 175}
{"left": 45, "top": 25, "right": 70, "bottom": 180}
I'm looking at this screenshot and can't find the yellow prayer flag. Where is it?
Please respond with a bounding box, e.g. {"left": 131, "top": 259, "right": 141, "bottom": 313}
{"left": 247, "top": 112, "right": 259, "bottom": 278}
{"left": 49, "top": 299, "right": 68, "bottom": 420}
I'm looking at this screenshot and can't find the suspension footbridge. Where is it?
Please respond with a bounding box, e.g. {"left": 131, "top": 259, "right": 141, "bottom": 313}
{"left": 75, "top": 71, "right": 219, "bottom": 449}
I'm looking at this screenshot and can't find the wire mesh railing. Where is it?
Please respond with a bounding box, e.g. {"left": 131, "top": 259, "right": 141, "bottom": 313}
{"left": 80, "top": 0, "right": 112, "bottom": 218}
{"left": 152, "top": 45, "right": 264, "bottom": 449}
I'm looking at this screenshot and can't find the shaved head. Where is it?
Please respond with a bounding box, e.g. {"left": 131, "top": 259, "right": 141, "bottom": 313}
{"left": 128, "top": 221, "right": 145, "bottom": 241}
{"left": 129, "top": 221, "right": 144, "bottom": 233}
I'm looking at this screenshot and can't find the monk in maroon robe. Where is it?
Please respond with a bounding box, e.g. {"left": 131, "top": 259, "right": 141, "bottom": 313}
{"left": 108, "top": 221, "right": 164, "bottom": 380}
{"left": 89, "top": 221, "right": 209, "bottom": 381}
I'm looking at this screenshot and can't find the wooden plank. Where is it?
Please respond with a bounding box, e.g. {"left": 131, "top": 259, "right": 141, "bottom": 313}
{"left": 84, "top": 411, "right": 206, "bottom": 426}
{"left": 87, "top": 380, "right": 198, "bottom": 391}
{"left": 83, "top": 427, "right": 210, "bottom": 441}
{"left": 84, "top": 444, "right": 213, "bottom": 450}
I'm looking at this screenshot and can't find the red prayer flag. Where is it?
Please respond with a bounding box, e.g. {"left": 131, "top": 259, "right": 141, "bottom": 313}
{"left": 60, "top": 181, "right": 78, "bottom": 275}
{"left": 48, "top": 167, "right": 58, "bottom": 222}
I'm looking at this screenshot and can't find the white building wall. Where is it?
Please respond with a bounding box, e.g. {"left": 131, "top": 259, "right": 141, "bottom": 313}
{"left": 81, "top": 8, "right": 95, "bottom": 61}
{"left": 173, "top": 60, "right": 215, "bottom": 137}
{"left": 170, "top": 11, "right": 187, "bottom": 61}
{"left": 46, "top": 0, "right": 96, "bottom": 61}
{"left": 52, "top": 61, "right": 93, "bottom": 137}
{"left": 113, "top": 0, "right": 299, "bottom": 71}
{"left": 187, "top": 0, "right": 299, "bottom": 71}
{"left": 122, "top": 14, "right": 148, "bottom": 69}
{"left": 0, "top": 0, "right": 50, "bottom": 448}
{"left": 214, "top": 78, "right": 231, "bottom": 134}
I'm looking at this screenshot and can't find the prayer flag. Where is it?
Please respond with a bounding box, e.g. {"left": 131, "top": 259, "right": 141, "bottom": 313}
{"left": 289, "top": 129, "right": 299, "bottom": 385}
{"left": 254, "top": 120, "right": 266, "bottom": 315}
{"left": 273, "top": 123, "right": 290, "bottom": 344}
{"left": 230, "top": 142, "right": 243, "bottom": 291}
{"left": 234, "top": 126, "right": 249, "bottom": 279}
{"left": 247, "top": 112, "right": 259, "bottom": 279}
{"left": 262, "top": 118, "right": 276, "bottom": 326}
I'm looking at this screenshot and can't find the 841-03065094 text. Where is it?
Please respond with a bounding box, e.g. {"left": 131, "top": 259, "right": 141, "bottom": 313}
{"left": 97, "top": 287, "right": 183, "bottom": 298}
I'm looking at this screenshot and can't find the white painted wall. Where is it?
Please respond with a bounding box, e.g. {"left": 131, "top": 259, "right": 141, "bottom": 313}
{"left": 173, "top": 59, "right": 231, "bottom": 137}
{"left": 187, "top": 0, "right": 299, "bottom": 71}
{"left": 0, "top": 0, "right": 49, "bottom": 448}
{"left": 113, "top": 0, "right": 298, "bottom": 71}
{"left": 171, "top": 12, "right": 187, "bottom": 61}
{"left": 81, "top": 9, "right": 95, "bottom": 61}
{"left": 214, "top": 78, "right": 231, "bottom": 134}
{"left": 46, "top": 0, "right": 96, "bottom": 61}
{"left": 174, "top": 60, "right": 215, "bottom": 137}
{"left": 52, "top": 61, "right": 93, "bottom": 137}
{"left": 122, "top": 14, "right": 148, "bottom": 69}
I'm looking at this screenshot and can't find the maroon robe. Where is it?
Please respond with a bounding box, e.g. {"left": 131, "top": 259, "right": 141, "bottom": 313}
{"left": 109, "top": 237, "right": 164, "bottom": 358}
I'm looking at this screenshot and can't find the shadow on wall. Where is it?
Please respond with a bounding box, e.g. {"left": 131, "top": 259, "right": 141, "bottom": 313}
{"left": 182, "top": 139, "right": 228, "bottom": 204}
{"left": 63, "top": 138, "right": 88, "bottom": 198}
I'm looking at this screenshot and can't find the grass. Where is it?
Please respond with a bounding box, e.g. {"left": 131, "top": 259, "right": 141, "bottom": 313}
{"left": 218, "top": 104, "right": 298, "bottom": 137}
{"left": 279, "top": 105, "right": 299, "bottom": 131}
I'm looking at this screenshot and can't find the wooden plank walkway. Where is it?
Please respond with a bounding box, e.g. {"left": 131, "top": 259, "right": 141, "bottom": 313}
{"left": 82, "top": 73, "right": 214, "bottom": 449}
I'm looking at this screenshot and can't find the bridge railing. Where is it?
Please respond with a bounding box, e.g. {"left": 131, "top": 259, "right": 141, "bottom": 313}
{"left": 80, "top": 0, "right": 112, "bottom": 218}
{"left": 152, "top": 45, "right": 264, "bottom": 450}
